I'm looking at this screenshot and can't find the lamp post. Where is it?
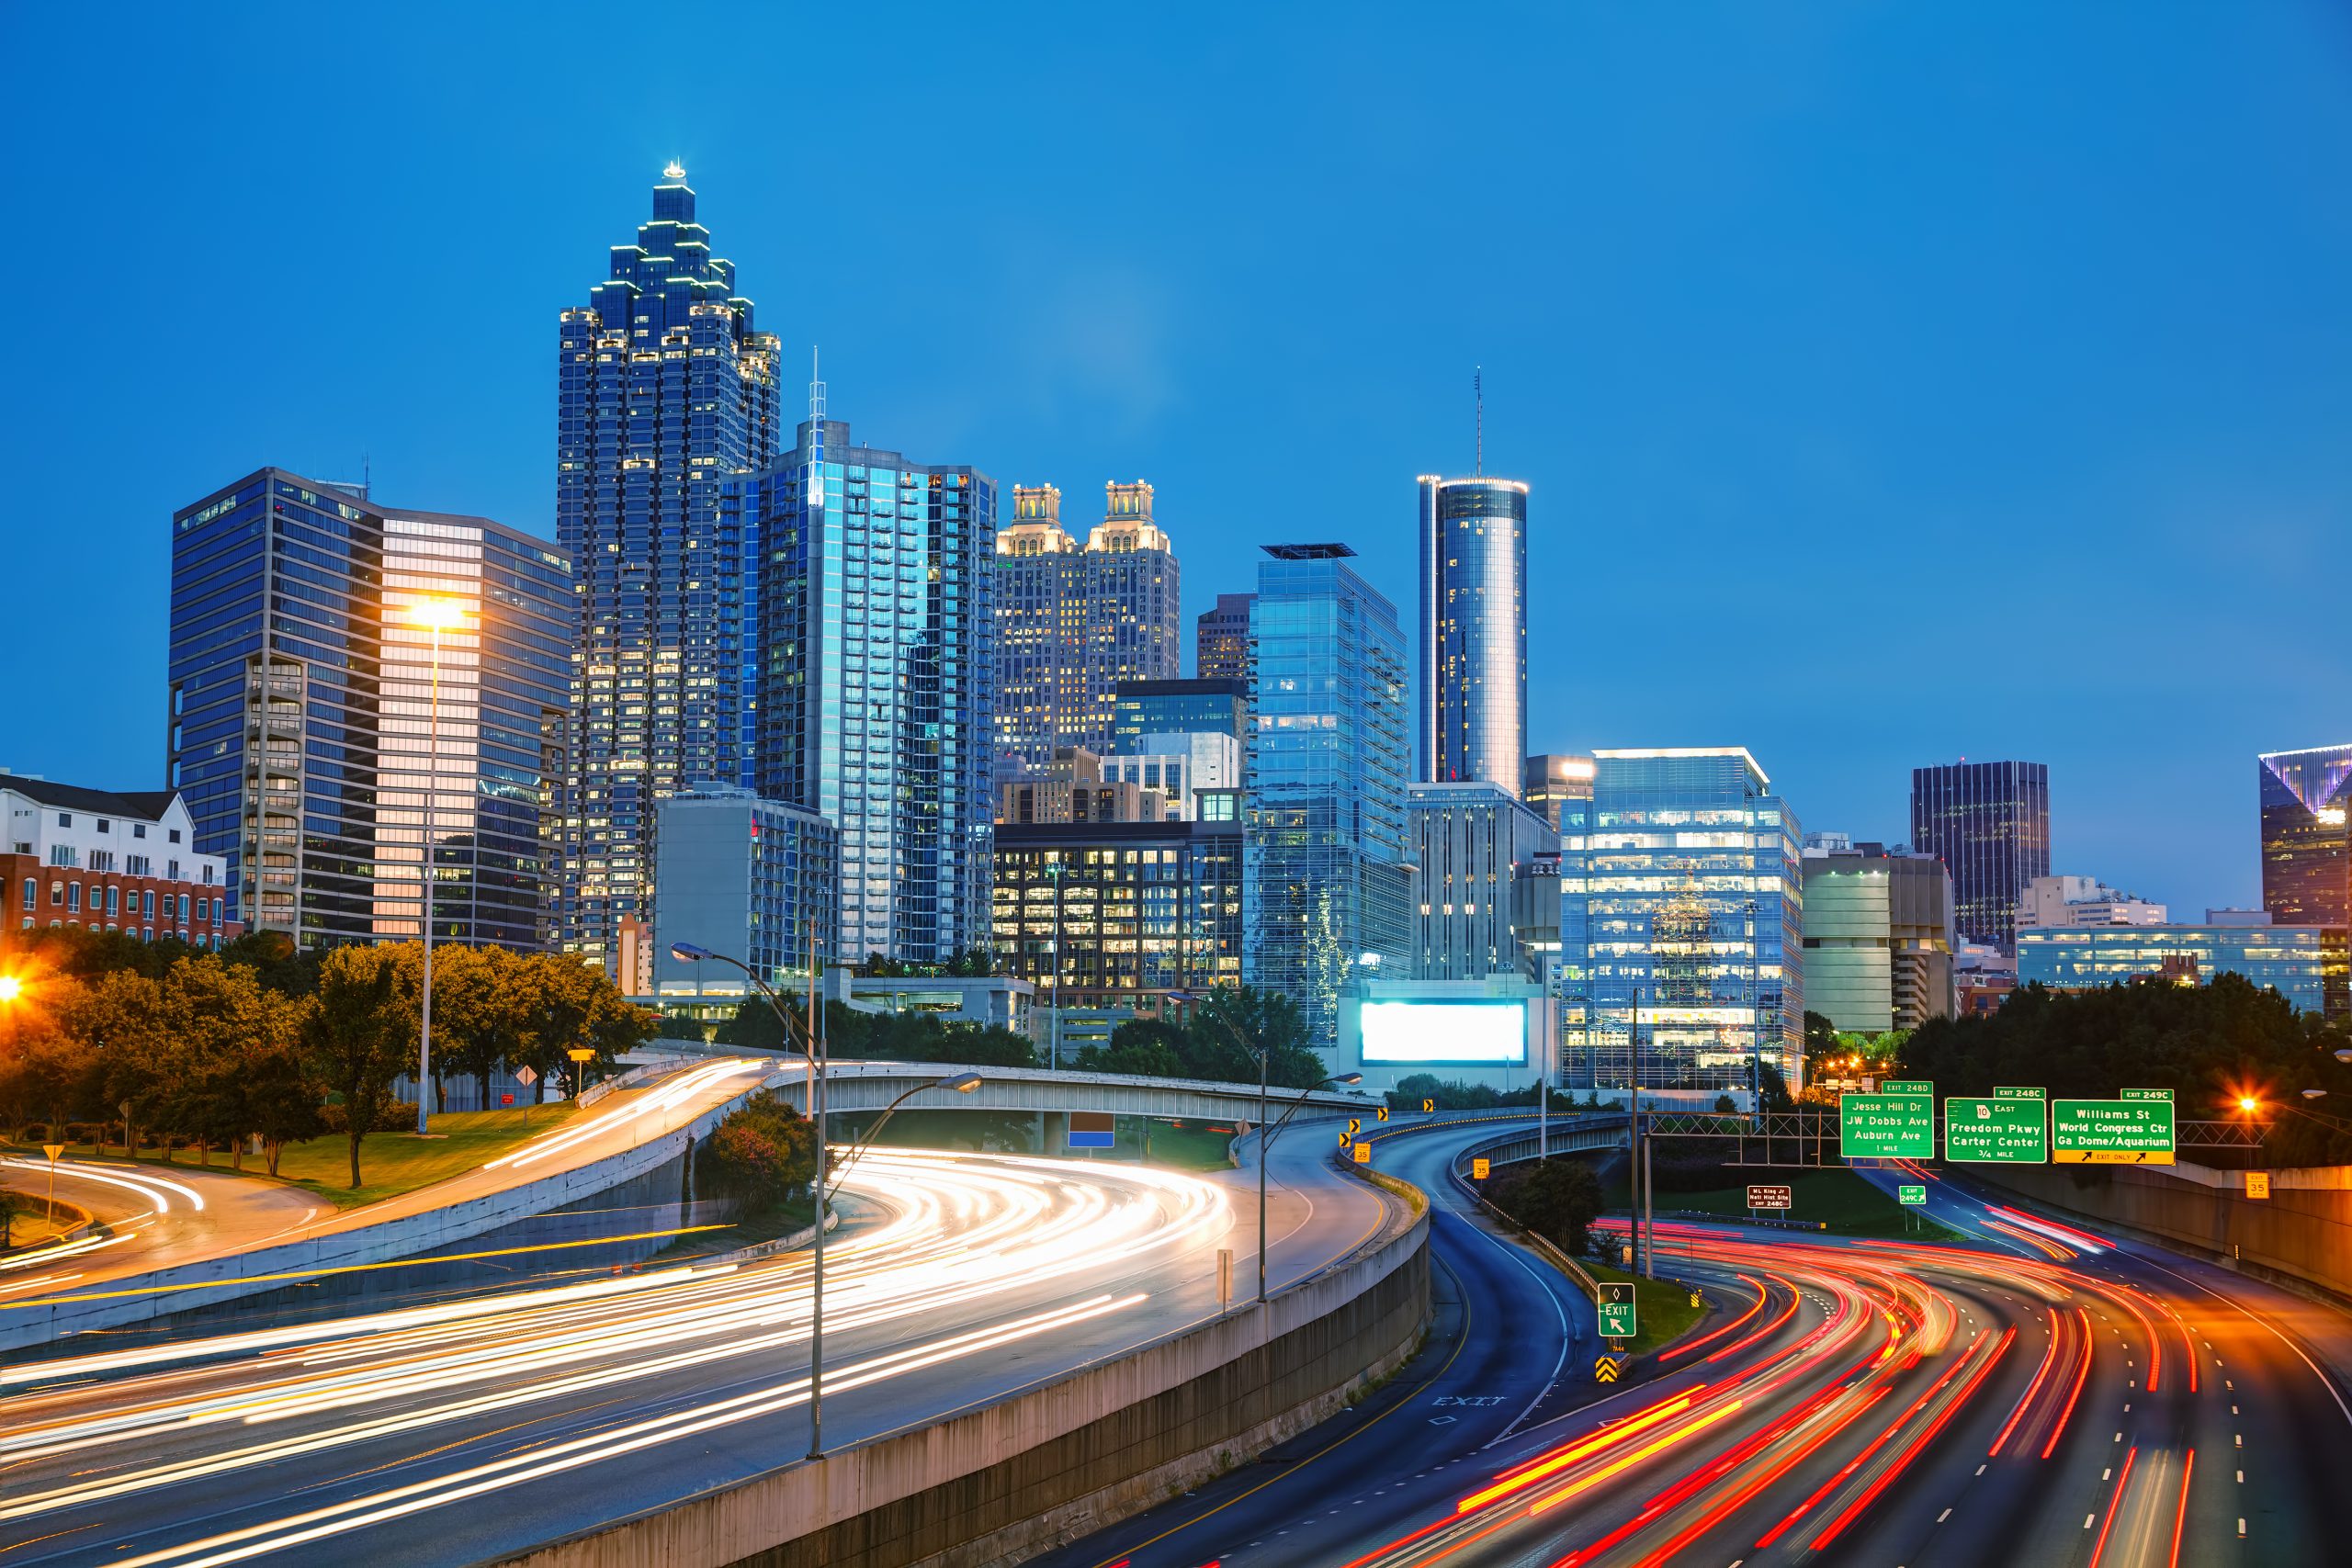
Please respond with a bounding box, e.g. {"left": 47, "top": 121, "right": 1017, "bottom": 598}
{"left": 823, "top": 1072, "right": 983, "bottom": 1203}
{"left": 671, "top": 938, "right": 841, "bottom": 1460}
{"left": 408, "top": 597, "right": 465, "bottom": 1136}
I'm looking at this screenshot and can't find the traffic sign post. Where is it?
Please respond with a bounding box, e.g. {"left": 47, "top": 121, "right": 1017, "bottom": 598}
{"left": 1897, "top": 1183, "right": 1928, "bottom": 1206}
{"left": 1942, "top": 1094, "right": 2048, "bottom": 1164}
{"left": 41, "top": 1143, "right": 62, "bottom": 1222}
{"left": 1353, "top": 1142, "right": 1371, "bottom": 1165}
{"left": 1472, "top": 1156, "right": 1491, "bottom": 1180}
{"left": 514, "top": 1066, "right": 538, "bottom": 1129}
{"left": 2052, "top": 1089, "right": 2175, "bottom": 1164}
{"left": 1598, "top": 1280, "right": 1638, "bottom": 1340}
{"left": 1839, "top": 1085, "right": 1935, "bottom": 1160}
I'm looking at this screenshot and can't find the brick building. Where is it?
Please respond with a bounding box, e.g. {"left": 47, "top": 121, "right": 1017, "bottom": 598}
{"left": 3, "top": 774, "right": 240, "bottom": 948}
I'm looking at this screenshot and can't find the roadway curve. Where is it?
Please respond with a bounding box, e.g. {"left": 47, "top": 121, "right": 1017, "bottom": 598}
{"left": 0, "top": 1125, "right": 1394, "bottom": 1567}
{"left": 1041, "top": 1139, "right": 2350, "bottom": 1568}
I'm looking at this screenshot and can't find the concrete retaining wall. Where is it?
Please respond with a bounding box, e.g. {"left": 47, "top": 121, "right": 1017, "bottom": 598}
{"left": 495, "top": 1202, "right": 1430, "bottom": 1568}
{"left": 1975, "top": 1161, "right": 2352, "bottom": 1308}
{"left": 0, "top": 1070, "right": 789, "bottom": 1351}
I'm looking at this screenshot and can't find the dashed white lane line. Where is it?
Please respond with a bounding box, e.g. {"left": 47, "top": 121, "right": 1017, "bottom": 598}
{"left": 1937, "top": 1507, "right": 1952, "bottom": 1521}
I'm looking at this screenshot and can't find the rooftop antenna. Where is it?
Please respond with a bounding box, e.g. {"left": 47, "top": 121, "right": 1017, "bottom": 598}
{"left": 809, "top": 345, "right": 826, "bottom": 460}
{"left": 1475, "top": 366, "right": 1484, "bottom": 477}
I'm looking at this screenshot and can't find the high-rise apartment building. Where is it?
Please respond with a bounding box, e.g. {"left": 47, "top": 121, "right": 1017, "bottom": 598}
{"left": 1242, "top": 545, "right": 1410, "bottom": 1052}
{"left": 1408, "top": 782, "right": 1558, "bottom": 979}
{"left": 1566, "top": 748, "right": 1804, "bottom": 1093}
{"left": 2259, "top": 744, "right": 2352, "bottom": 928}
{"left": 1523, "top": 753, "right": 1596, "bottom": 834}
{"left": 734, "top": 413, "right": 996, "bottom": 965}
{"left": 649, "top": 784, "right": 836, "bottom": 998}
{"left": 1909, "top": 761, "right": 2050, "bottom": 951}
{"left": 557, "top": 165, "right": 782, "bottom": 974}
{"left": 989, "top": 480, "right": 1180, "bottom": 770}
{"left": 1419, "top": 475, "right": 1528, "bottom": 795}
{"left": 1194, "top": 592, "right": 1254, "bottom": 682}
{"left": 1799, "top": 840, "right": 1955, "bottom": 1033}
{"left": 167, "top": 470, "right": 570, "bottom": 949}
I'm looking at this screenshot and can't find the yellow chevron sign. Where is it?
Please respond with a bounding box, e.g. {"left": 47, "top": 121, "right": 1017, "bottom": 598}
{"left": 1594, "top": 1355, "right": 1623, "bottom": 1383}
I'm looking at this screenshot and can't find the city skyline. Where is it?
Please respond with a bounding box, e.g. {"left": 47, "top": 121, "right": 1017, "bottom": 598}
{"left": 8, "top": 6, "right": 2352, "bottom": 919}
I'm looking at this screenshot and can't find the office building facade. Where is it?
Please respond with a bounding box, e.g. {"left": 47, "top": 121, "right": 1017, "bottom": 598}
{"left": 1910, "top": 760, "right": 2050, "bottom": 951}
{"left": 2014, "top": 874, "right": 2165, "bottom": 932}
{"left": 1800, "top": 840, "right": 1956, "bottom": 1033}
{"left": 1419, "top": 475, "right": 1528, "bottom": 795}
{"left": 737, "top": 415, "right": 995, "bottom": 965}
{"left": 557, "top": 165, "right": 782, "bottom": 974}
{"left": 1408, "top": 781, "right": 1559, "bottom": 979}
{"left": 649, "top": 784, "right": 836, "bottom": 998}
{"left": 1523, "top": 752, "right": 1596, "bottom": 834}
{"left": 168, "top": 469, "right": 570, "bottom": 949}
{"left": 1195, "top": 592, "right": 1254, "bottom": 682}
{"left": 989, "top": 480, "right": 1180, "bottom": 770}
{"left": 1242, "top": 545, "right": 1411, "bottom": 1053}
{"left": 2019, "top": 922, "right": 2348, "bottom": 1019}
{"left": 1110, "top": 677, "right": 1246, "bottom": 753}
{"left": 1566, "top": 748, "right": 1804, "bottom": 1093}
{"left": 996, "top": 748, "right": 1168, "bottom": 826}
{"left": 1100, "top": 730, "right": 1242, "bottom": 819}
{"left": 2259, "top": 744, "right": 2352, "bottom": 929}
{"left": 992, "top": 812, "right": 1245, "bottom": 1019}
{"left": 375, "top": 511, "right": 572, "bottom": 950}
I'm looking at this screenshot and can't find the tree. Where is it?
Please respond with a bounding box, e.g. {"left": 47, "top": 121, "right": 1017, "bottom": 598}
{"left": 1496, "top": 1156, "right": 1604, "bottom": 1256}
{"left": 75, "top": 968, "right": 168, "bottom": 1157}
{"left": 1181, "top": 985, "right": 1324, "bottom": 1088}
{"left": 0, "top": 976, "right": 94, "bottom": 1141}
{"left": 304, "top": 947, "right": 412, "bottom": 1190}
{"left": 703, "top": 1092, "right": 818, "bottom": 1215}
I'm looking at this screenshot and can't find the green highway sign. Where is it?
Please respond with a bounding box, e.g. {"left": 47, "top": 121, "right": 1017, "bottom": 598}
{"left": 1880, "top": 1079, "right": 1934, "bottom": 1096}
{"left": 1993, "top": 1086, "right": 2048, "bottom": 1099}
{"left": 1897, "top": 1183, "right": 1928, "bottom": 1206}
{"left": 1943, "top": 1094, "right": 2048, "bottom": 1164}
{"left": 1840, "top": 1090, "right": 1936, "bottom": 1159}
{"left": 1598, "top": 1280, "right": 1638, "bottom": 1338}
{"left": 2052, "top": 1090, "right": 2176, "bottom": 1165}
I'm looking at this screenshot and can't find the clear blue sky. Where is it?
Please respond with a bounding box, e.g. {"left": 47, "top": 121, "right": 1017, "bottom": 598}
{"left": 5, "top": 3, "right": 2348, "bottom": 914}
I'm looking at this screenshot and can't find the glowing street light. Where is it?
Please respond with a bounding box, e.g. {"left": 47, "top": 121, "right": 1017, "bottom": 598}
{"left": 0, "top": 975, "right": 21, "bottom": 1004}
{"left": 406, "top": 596, "right": 468, "bottom": 1137}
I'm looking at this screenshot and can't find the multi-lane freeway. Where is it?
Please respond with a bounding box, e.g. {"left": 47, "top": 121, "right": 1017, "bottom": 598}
{"left": 1045, "top": 1134, "right": 2351, "bottom": 1568}
{"left": 0, "top": 1120, "right": 1393, "bottom": 1567}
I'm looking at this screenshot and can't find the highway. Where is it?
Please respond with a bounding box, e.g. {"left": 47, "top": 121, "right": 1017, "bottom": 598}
{"left": 0, "top": 1056, "right": 768, "bottom": 1312}
{"left": 0, "top": 1121, "right": 1394, "bottom": 1567}
{"left": 1043, "top": 1139, "right": 2352, "bottom": 1568}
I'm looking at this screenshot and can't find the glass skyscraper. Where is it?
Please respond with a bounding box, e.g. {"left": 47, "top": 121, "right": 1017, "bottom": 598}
{"left": 1564, "top": 749, "right": 1804, "bottom": 1093}
{"left": 1194, "top": 592, "right": 1254, "bottom": 682}
{"left": 168, "top": 470, "right": 571, "bottom": 951}
{"left": 557, "top": 164, "right": 781, "bottom": 974}
{"left": 2259, "top": 744, "right": 2352, "bottom": 928}
{"left": 1909, "top": 760, "right": 2050, "bottom": 951}
{"left": 1242, "top": 544, "right": 1410, "bottom": 1053}
{"left": 1419, "top": 475, "right": 1528, "bottom": 794}
{"left": 735, "top": 414, "right": 996, "bottom": 965}
{"left": 2020, "top": 923, "right": 2347, "bottom": 1019}
{"left": 989, "top": 480, "right": 1180, "bottom": 770}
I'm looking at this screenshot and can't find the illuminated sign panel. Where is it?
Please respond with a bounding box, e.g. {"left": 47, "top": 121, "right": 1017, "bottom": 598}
{"left": 1359, "top": 1000, "right": 1528, "bottom": 1066}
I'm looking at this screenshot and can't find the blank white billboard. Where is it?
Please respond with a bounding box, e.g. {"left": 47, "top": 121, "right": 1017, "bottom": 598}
{"left": 1359, "top": 1000, "right": 1527, "bottom": 1066}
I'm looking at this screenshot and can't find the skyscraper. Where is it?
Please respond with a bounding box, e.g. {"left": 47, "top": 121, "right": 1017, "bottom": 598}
{"left": 736, "top": 412, "right": 996, "bottom": 965}
{"left": 168, "top": 469, "right": 571, "bottom": 950}
{"left": 556, "top": 164, "right": 782, "bottom": 974}
{"left": 1799, "top": 840, "right": 1956, "bottom": 1033}
{"left": 1194, "top": 592, "right": 1254, "bottom": 682}
{"left": 1909, "top": 761, "right": 2051, "bottom": 951}
{"left": 1522, "top": 752, "right": 1596, "bottom": 834}
{"left": 1568, "top": 748, "right": 1804, "bottom": 1093}
{"left": 1419, "top": 475, "right": 1528, "bottom": 794}
{"left": 2259, "top": 744, "right": 2352, "bottom": 928}
{"left": 1408, "top": 781, "right": 1558, "bottom": 979}
{"left": 1242, "top": 544, "right": 1410, "bottom": 1053}
{"left": 989, "top": 480, "right": 1180, "bottom": 770}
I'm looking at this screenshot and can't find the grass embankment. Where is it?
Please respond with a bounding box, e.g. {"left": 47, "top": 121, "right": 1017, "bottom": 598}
{"left": 1586, "top": 1259, "right": 1708, "bottom": 1357}
{"left": 1608, "top": 1166, "right": 1925, "bottom": 1238}
{"left": 270, "top": 1104, "right": 587, "bottom": 1208}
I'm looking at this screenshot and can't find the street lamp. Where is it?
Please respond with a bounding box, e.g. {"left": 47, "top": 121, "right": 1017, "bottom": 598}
{"left": 669, "top": 937, "right": 839, "bottom": 1460}
{"left": 408, "top": 595, "right": 467, "bottom": 1137}
{"left": 823, "top": 1072, "right": 983, "bottom": 1203}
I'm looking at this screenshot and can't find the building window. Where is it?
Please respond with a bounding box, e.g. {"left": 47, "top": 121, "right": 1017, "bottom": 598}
{"left": 142, "top": 889, "right": 154, "bottom": 917}
{"left": 106, "top": 886, "right": 119, "bottom": 916}
{"left": 49, "top": 845, "right": 75, "bottom": 868}
{"left": 67, "top": 885, "right": 80, "bottom": 913}
{"left": 167, "top": 859, "right": 180, "bottom": 880}
{"left": 17, "top": 878, "right": 30, "bottom": 911}
{"left": 96, "top": 819, "right": 110, "bottom": 833}
{"left": 133, "top": 824, "right": 147, "bottom": 840}
{"left": 178, "top": 894, "right": 190, "bottom": 921}
{"left": 56, "top": 813, "right": 70, "bottom": 828}
{"left": 49, "top": 881, "right": 62, "bottom": 908}
{"left": 169, "top": 829, "right": 182, "bottom": 844}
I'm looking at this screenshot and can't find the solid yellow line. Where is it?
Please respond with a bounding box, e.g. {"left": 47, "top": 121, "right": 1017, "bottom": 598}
{"left": 1080, "top": 1249, "right": 1477, "bottom": 1568}
{"left": 0, "top": 1224, "right": 738, "bottom": 1310}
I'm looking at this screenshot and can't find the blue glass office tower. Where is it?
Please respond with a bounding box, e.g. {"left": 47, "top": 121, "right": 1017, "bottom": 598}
{"left": 1910, "top": 760, "right": 2050, "bottom": 952}
{"left": 1566, "top": 749, "right": 1804, "bottom": 1093}
{"left": 1242, "top": 544, "right": 1411, "bottom": 1053}
{"left": 557, "top": 165, "right": 781, "bottom": 973}
{"left": 1419, "top": 475, "right": 1528, "bottom": 795}
{"left": 168, "top": 471, "right": 571, "bottom": 951}
{"left": 732, "top": 413, "right": 996, "bottom": 965}
{"left": 2259, "top": 744, "right": 2352, "bottom": 929}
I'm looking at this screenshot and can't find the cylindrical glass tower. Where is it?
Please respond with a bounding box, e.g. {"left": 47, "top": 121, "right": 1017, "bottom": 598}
{"left": 1418, "top": 475, "right": 1529, "bottom": 794}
